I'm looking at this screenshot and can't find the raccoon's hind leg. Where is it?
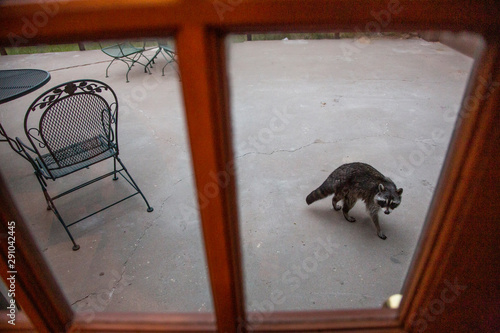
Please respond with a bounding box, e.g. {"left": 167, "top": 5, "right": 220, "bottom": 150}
{"left": 342, "top": 196, "right": 356, "bottom": 223}
{"left": 332, "top": 192, "right": 342, "bottom": 211}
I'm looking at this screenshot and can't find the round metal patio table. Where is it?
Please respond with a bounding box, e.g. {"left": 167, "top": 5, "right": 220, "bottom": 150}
{"left": 0, "top": 69, "right": 51, "bottom": 154}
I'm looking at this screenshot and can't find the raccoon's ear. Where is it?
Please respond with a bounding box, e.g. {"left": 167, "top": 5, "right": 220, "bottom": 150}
{"left": 397, "top": 188, "right": 403, "bottom": 195}
{"left": 378, "top": 183, "right": 385, "bottom": 192}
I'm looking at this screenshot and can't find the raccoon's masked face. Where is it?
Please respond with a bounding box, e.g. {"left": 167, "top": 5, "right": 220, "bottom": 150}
{"left": 375, "top": 184, "right": 403, "bottom": 215}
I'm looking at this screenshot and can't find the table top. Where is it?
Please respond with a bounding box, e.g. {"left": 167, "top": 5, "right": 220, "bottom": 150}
{"left": 0, "top": 69, "right": 51, "bottom": 104}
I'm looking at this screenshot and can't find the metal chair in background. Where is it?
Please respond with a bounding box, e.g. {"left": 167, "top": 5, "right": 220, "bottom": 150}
{"left": 16, "top": 79, "right": 153, "bottom": 251}
{"left": 147, "top": 42, "right": 179, "bottom": 77}
{"left": 100, "top": 42, "right": 152, "bottom": 82}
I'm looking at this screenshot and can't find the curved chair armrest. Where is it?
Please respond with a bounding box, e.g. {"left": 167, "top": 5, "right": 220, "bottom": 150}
{"left": 15, "top": 137, "right": 41, "bottom": 170}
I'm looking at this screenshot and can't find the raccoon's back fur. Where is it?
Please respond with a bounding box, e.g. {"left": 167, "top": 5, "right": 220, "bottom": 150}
{"left": 306, "top": 162, "right": 403, "bottom": 239}
{"left": 306, "top": 162, "right": 389, "bottom": 205}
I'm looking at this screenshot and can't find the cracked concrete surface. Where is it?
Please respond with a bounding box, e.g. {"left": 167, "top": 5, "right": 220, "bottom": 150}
{"left": 0, "top": 38, "right": 473, "bottom": 314}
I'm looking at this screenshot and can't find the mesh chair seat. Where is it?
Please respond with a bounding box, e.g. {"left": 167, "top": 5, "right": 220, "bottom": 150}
{"left": 100, "top": 42, "right": 152, "bottom": 82}
{"left": 101, "top": 43, "right": 144, "bottom": 58}
{"left": 36, "top": 136, "right": 116, "bottom": 179}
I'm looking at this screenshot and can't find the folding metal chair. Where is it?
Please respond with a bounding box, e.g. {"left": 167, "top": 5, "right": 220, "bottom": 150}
{"left": 16, "top": 79, "right": 153, "bottom": 250}
{"left": 147, "top": 43, "right": 179, "bottom": 77}
{"left": 101, "top": 42, "right": 152, "bottom": 82}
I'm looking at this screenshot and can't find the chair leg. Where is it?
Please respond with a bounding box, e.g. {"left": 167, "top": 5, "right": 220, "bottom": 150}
{"left": 161, "top": 50, "right": 170, "bottom": 76}
{"left": 107, "top": 52, "right": 151, "bottom": 82}
{"left": 105, "top": 59, "right": 116, "bottom": 78}
{"left": 113, "top": 157, "right": 119, "bottom": 181}
{"left": 115, "top": 156, "right": 154, "bottom": 213}
{"left": 127, "top": 53, "right": 151, "bottom": 74}
{"left": 35, "top": 174, "right": 80, "bottom": 251}
{"left": 139, "top": 53, "right": 153, "bottom": 72}
{"left": 113, "top": 57, "right": 135, "bottom": 83}
{"left": 31, "top": 171, "right": 52, "bottom": 210}
{"left": 146, "top": 48, "right": 161, "bottom": 69}
{"left": 107, "top": 58, "right": 133, "bottom": 83}
{"left": 46, "top": 197, "right": 81, "bottom": 251}
{"left": 43, "top": 191, "right": 52, "bottom": 211}
{"left": 160, "top": 50, "right": 179, "bottom": 77}
{"left": 125, "top": 63, "right": 132, "bottom": 83}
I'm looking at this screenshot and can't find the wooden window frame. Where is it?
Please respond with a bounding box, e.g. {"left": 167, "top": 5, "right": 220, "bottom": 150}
{"left": 0, "top": 1, "right": 498, "bottom": 332}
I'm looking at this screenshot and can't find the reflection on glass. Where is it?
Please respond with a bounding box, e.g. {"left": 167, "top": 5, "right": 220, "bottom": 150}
{"left": 0, "top": 39, "right": 213, "bottom": 313}
{"left": 228, "top": 33, "right": 475, "bottom": 311}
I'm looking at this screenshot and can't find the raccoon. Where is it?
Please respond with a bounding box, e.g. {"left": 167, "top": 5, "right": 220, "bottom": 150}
{"left": 306, "top": 162, "right": 403, "bottom": 239}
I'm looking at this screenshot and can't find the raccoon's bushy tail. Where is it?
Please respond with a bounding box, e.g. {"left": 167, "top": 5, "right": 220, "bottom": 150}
{"left": 306, "top": 183, "right": 333, "bottom": 205}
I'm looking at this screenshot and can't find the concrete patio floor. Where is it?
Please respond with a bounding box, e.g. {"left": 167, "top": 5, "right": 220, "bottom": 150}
{"left": 0, "top": 37, "right": 473, "bottom": 315}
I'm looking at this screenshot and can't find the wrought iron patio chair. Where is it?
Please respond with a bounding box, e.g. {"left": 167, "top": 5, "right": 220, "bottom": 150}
{"left": 100, "top": 41, "right": 152, "bottom": 82}
{"left": 147, "top": 43, "right": 179, "bottom": 77}
{"left": 16, "top": 79, "right": 153, "bottom": 251}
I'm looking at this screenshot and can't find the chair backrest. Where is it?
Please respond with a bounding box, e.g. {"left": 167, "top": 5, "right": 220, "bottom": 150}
{"left": 24, "top": 79, "right": 119, "bottom": 178}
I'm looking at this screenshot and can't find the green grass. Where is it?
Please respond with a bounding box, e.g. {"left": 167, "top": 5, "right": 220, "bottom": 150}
{"left": 5, "top": 44, "right": 81, "bottom": 55}
{"left": 2, "top": 41, "right": 159, "bottom": 56}
{"left": 230, "top": 33, "right": 343, "bottom": 43}
{"left": 229, "top": 32, "right": 415, "bottom": 43}
{"left": 1, "top": 34, "right": 415, "bottom": 55}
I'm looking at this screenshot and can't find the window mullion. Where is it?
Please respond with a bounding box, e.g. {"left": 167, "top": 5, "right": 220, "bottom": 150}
{"left": 176, "top": 25, "right": 245, "bottom": 332}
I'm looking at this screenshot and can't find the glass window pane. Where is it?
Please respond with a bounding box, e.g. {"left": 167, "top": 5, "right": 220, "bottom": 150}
{"left": 227, "top": 32, "right": 476, "bottom": 312}
{"left": 0, "top": 39, "right": 213, "bottom": 313}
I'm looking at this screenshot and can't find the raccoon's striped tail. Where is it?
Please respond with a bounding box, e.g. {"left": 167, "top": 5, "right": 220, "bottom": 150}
{"left": 306, "top": 184, "right": 333, "bottom": 205}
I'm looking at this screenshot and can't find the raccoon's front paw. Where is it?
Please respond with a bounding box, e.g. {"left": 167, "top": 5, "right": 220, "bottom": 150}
{"left": 378, "top": 232, "right": 387, "bottom": 240}
{"left": 343, "top": 214, "right": 356, "bottom": 223}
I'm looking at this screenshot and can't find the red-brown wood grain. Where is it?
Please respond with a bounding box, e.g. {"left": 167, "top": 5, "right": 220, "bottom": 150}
{"left": 0, "top": 1, "right": 498, "bottom": 332}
